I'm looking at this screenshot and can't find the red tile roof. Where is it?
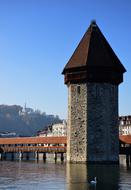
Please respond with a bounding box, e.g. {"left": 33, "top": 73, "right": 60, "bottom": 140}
{"left": 119, "top": 135, "right": 131, "bottom": 144}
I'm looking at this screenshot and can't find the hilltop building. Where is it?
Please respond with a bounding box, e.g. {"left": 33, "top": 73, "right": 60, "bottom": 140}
{"left": 0, "top": 132, "right": 18, "bottom": 138}
{"left": 62, "top": 21, "right": 126, "bottom": 163}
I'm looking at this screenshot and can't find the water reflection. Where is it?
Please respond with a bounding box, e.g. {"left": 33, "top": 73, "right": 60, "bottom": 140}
{"left": 88, "top": 164, "right": 119, "bottom": 190}
{"left": 67, "top": 163, "right": 120, "bottom": 190}
{"left": 66, "top": 163, "right": 89, "bottom": 190}
{"left": 0, "top": 160, "right": 131, "bottom": 189}
{"left": 119, "top": 164, "right": 131, "bottom": 190}
{"left": 0, "top": 161, "right": 67, "bottom": 190}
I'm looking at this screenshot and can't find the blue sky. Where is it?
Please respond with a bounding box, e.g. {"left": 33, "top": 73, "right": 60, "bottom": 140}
{"left": 0, "top": 0, "right": 130, "bottom": 119}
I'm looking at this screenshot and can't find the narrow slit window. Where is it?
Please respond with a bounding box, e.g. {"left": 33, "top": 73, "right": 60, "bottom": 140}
{"left": 77, "top": 86, "right": 81, "bottom": 94}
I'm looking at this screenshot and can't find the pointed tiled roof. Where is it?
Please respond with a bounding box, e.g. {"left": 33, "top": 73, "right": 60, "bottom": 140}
{"left": 62, "top": 21, "right": 126, "bottom": 74}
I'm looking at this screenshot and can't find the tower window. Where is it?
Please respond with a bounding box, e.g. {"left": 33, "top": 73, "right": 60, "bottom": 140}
{"left": 77, "top": 86, "right": 81, "bottom": 94}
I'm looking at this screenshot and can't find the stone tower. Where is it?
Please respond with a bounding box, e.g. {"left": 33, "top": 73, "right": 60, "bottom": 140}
{"left": 62, "top": 21, "right": 126, "bottom": 163}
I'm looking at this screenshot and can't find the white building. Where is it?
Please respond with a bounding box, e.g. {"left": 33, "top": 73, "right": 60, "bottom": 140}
{"left": 52, "top": 120, "right": 67, "bottom": 136}
{"left": 0, "top": 132, "right": 17, "bottom": 138}
{"left": 119, "top": 116, "right": 131, "bottom": 135}
{"left": 37, "top": 120, "right": 67, "bottom": 137}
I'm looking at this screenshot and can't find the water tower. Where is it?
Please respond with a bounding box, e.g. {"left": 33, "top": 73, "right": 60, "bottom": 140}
{"left": 62, "top": 21, "right": 126, "bottom": 163}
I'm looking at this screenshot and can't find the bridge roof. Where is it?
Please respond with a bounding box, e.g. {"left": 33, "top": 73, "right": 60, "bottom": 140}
{"left": 0, "top": 136, "right": 67, "bottom": 145}
{"left": 119, "top": 135, "right": 131, "bottom": 144}
{"left": 0, "top": 135, "right": 130, "bottom": 145}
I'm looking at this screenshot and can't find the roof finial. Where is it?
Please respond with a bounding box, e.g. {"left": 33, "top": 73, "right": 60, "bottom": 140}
{"left": 91, "top": 20, "right": 97, "bottom": 27}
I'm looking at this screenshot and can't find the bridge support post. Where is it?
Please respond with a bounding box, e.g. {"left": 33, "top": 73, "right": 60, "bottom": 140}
{"left": 130, "top": 146, "right": 131, "bottom": 164}
{"left": 61, "top": 153, "right": 64, "bottom": 162}
{"left": 26, "top": 152, "right": 29, "bottom": 160}
{"left": 3, "top": 152, "right": 6, "bottom": 160}
{"left": 19, "top": 151, "right": 22, "bottom": 160}
{"left": 0, "top": 153, "right": 3, "bottom": 160}
{"left": 35, "top": 151, "right": 39, "bottom": 160}
{"left": 126, "top": 154, "right": 129, "bottom": 166}
{"left": 11, "top": 153, "right": 14, "bottom": 160}
{"left": 0, "top": 152, "right": 6, "bottom": 160}
{"left": 54, "top": 152, "right": 57, "bottom": 162}
{"left": 43, "top": 152, "right": 46, "bottom": 162}
{"left": 0, "top": 153, "right": 4, "bottom": 161}
{"left": 129, "top": 154, "right": 131, "bottom": 164}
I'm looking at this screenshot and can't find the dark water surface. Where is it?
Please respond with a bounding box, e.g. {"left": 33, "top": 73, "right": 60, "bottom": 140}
{"left": 0, "top": 159, "right": 131, "bottom": 190}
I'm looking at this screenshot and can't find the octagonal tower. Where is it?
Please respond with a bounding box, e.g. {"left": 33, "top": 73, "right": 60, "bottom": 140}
{"left": 62, "top": 21, "right": 126, "bottom": 163}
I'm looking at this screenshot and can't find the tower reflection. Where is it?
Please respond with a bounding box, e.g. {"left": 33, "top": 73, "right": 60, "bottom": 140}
{"left": 88, "top": 164, "right": 119, "bottom": 190}
{"left": 66, "top": 163, "right": 89, "bottom": 190}
{"left": 66, "top": 163, "right": 120, "bottom": 190}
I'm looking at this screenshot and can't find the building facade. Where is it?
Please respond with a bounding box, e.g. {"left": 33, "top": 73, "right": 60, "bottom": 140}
{"left": 52, "top": 120, "right": 67, "bottom": 136}
{"left": 37, "top": 120, "right": 67, "bottom": 137}
{"left": 119, "top": 116, "right": 131, "bottom": 135}
{"left": 62, "top": 21, "right": 126, "bottom": 163}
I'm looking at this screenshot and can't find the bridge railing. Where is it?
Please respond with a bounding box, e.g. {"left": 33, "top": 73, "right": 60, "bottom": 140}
{"left": 1, "top": 146, "right": 66, "bottom": 153}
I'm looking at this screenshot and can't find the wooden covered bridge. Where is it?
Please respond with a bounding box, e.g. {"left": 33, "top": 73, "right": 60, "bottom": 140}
{"left": 0, "top": 135, "right": 131, "bottom": 162}
{"left": 0, "top": 136, "right": 67, "bottom": 161}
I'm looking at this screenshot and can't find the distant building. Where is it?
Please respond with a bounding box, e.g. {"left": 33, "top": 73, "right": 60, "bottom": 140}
{"left": 19, "top": 104, "right": 34, "bottom": 116}
{"left": 52, "top": 120, "right": 67, "bottom": 136}
{"left": 37, "top": 130, "right": 47, "bottom": 137}
{"left": 119, "top": 116, "right": 131, "bottom": 135}
{"left": 37, "top": 126, "right": 51, "bottom": 137}
{"left": 37, "top": 120, "right": 67, "bottom": 137}
{"left": 0, "top": 132, "right": 18, "bottom": 138}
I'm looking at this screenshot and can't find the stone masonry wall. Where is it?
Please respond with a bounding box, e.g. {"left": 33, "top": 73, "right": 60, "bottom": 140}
{"left": 67, "top": 83, "right": 87, "bottom": 162}
{"left": 87, "top": 83, "right": 119, "bottom": 162}
{"left": 67, "top": 82, "right": 119, "bottom": 163}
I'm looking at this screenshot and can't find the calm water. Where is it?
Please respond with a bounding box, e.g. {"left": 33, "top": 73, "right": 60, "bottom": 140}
{"left": 0, "top": 158, "right": 131, "bottom": 190}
